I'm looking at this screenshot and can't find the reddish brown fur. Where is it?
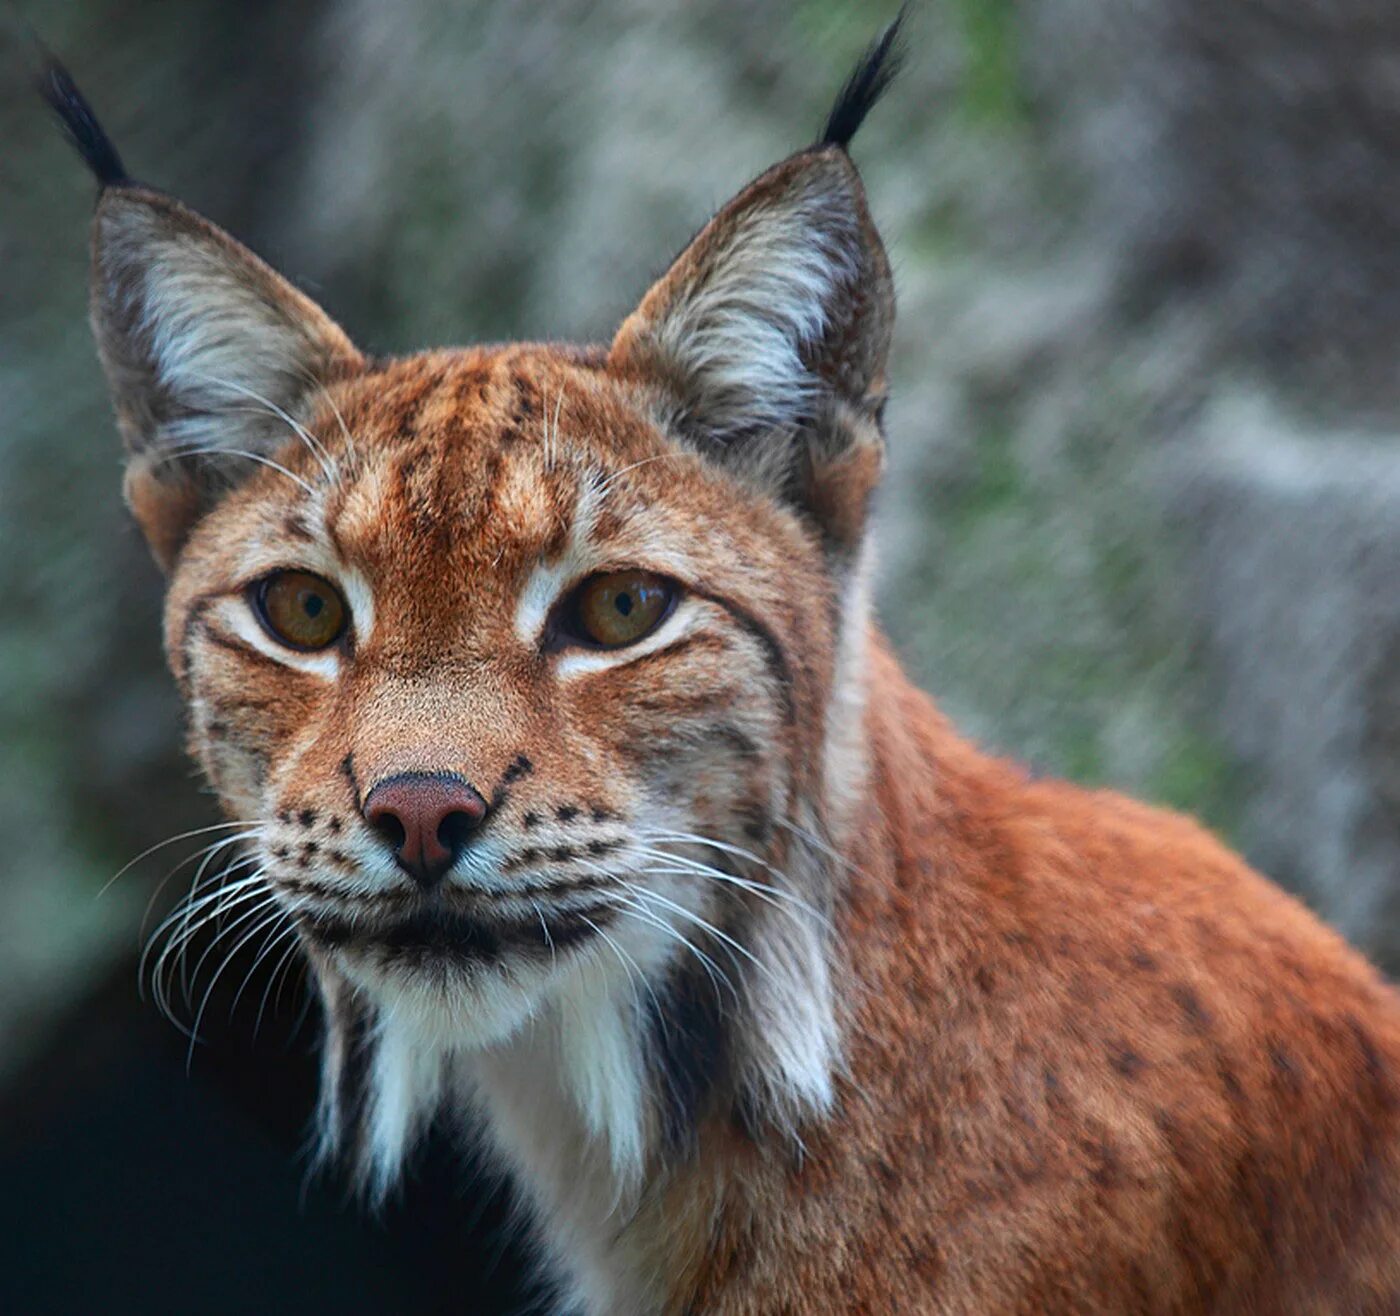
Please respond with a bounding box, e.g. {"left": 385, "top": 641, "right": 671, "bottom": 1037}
{"left": 77, "top": 73, "right": 1400, "bottom": 1316}
{"left": 672, "top": 643, "right": 1400, "bottom": 1312}
{"left": 148, "top": 338, "right": 1400, "bottom": 1313}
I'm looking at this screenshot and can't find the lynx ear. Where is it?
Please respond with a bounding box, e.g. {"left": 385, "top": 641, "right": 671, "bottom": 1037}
{"left": 610, "top": 147, "right": 893, "bottom": 469}
{"left": 91, "top": 188, "right": 363, "bottom": 568}
{"left": 610, "top": 12, "right": 902, "bottom": 528}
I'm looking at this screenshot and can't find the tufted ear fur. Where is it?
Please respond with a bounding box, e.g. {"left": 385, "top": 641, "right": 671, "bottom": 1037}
{"left": 609, "top": 147, "right": 893, "bottom": 526}
{"left": 91, "top": 188, "right": 364, "bottom": 568}
{"left": 609, "top": 10, "right": 902, "bottom": 542}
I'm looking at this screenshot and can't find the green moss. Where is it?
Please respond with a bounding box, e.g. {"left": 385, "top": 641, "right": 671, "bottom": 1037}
{"left": 1148, "top": 731, "right": 1244, "bottom": 836}
{"left": 947, "top": 0, "right": 1026, "bottom": 126}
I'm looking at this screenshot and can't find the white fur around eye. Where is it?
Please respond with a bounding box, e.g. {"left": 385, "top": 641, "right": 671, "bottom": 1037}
{"left": 516, "top": 555, "right": 582, "bottom": 647}
{"left": 230, "top": 548, "right": 374, "bottom": 655}
{"left": 553, "top": 598, "right": 697, "bottom": 679}
{"left": 338, "top": 565, "right": 376, "bottom": 647}
{"left": 221, "top": 599, "right": 341, "bottom": 679}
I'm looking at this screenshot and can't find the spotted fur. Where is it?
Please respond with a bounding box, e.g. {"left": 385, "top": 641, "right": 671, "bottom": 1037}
{"left": 56, "top": 17, "right": 1400, "bottom": 1315}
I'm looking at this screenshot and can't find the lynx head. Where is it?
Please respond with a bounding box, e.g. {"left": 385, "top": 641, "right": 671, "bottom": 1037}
{"left": 51, "top": 21, "right": 901, "bottom": 1194}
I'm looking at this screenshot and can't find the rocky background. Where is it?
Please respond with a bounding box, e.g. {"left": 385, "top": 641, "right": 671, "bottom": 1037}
{"left": 3, "top": 0, "right": 1400, "bottom": 1305}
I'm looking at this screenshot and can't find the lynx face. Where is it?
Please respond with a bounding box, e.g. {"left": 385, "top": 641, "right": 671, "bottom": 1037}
{"left": 78, "top": 119, "right": 894, "bottom": 1185}
{"left": 167, "top": 346, "right": 829, "bottom": 1046}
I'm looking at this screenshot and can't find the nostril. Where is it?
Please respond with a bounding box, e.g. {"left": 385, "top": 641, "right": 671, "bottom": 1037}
{"left": 361, "top": 772, "right": 490, "bottom": 889}
{"left": 438, "top": 808, "right": 484, "bottom": 854}
{"left": 370, "top": 809, "right": 407, "bottom": 852}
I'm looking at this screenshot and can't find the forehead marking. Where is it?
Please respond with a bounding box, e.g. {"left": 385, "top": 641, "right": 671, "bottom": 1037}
{"left": 514, "top": 473, "right": 607, "bottom": 646}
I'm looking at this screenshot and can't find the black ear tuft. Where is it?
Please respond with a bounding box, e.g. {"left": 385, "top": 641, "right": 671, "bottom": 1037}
{"left": 38, "top": 56, "right": 129, "bottom": 188}
{"left": 818, "top": 5, "right": 907, "bottom": 151}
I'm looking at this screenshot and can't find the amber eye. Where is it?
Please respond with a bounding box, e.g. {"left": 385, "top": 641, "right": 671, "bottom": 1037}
{"left": 565, "top": 570, "right": 676, "bottom": 649}
{"left": 253, "top": 571, "right": 347, "bottom": 651}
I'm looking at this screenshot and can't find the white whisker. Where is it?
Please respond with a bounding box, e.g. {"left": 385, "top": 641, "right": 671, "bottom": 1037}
{"left": 619, "top": 881, "right": 780, "bottom": 992}
{"left": 193, "top": 372, "right": 337, "bottom": 482}
{"left": 154, "top": 444, "right": 317, "bottom": 496}
{"left": 186, "top": 901, "right": 288, "bottom": 1065}
{"left": 254, "top": 924, "right": 307, "bottom": 1039}
{"left": 229, "top": 907, "right": 298, "bottom": 1019}
{"left": 101, "top": 819, "right": 261, "bottom": 897}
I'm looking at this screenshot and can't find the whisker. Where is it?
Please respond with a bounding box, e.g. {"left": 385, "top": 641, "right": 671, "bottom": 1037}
{"left": 141, "top": 868, "right": 267, "bottom": 983}
{"left": 136, "top": 828, "right": 263, "bottom": 940}
{"left": 772, "top": 816, "right": 861, "bottom": 875}
{"left": 101, "top": 819, "right": 261, "bottom": 897}
{"left": 570, "top": 855, "right": 739, "bottom": 1007}
{"left": 172, "top": 885, "right": 279, "bottom": 1022}
{"left": 296, "top": 365, "right": 357, "bottom": 462}
{"left": 578, "top": 914, "right": 656, "bottom": 1026}
{"left": 596, "top": 452, "right": 674, "bottom": 499}
{"left": 619, "top": 881, "right": 780, "bottom": 993}
{"left": 643, "top": 829, "right": 807, "bottom": 891}
{"left": 531, "top": 899, "right": 558, "bottom": 973}
{"left": 175, "top": 834, "right": 266, "bottom": 998}
{"left": 143, "top": 871, "right": 269, "bottom": 1011}
{"left": 631, "top": 841, "right": 829, "bottom": 928}
{"left": 228, "top": 908, "right": 298, "bottom": 1020}
{"left": 255, "top": 924, "right": 307, "bottom": 1040}
{"left": 186, "top": 901, "right": 287, "bottom": 1065}
{"left": 607, "top": 892, "right": 737, "bottom": 1010}
{"left": 154, "top": 444, "right": 318, "bottom": 496}
{"left": 192, "top": 372, "right": 337, "bottom": 482}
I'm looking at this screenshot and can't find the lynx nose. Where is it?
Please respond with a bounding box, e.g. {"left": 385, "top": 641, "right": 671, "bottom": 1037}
{"left": 363, "top": 771, "right": 489, "bottom": 889}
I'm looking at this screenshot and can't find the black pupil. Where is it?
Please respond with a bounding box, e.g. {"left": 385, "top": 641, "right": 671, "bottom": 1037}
{"left": 615, "top": 591, "right": 634, "bottom": 617}
{"left": 302, "top": 591, "right": 324, "bottom": 619}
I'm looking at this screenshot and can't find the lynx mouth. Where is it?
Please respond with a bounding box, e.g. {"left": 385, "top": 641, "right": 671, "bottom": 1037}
{"left": 298, "top": 901, "right": 612, "bottom": 965}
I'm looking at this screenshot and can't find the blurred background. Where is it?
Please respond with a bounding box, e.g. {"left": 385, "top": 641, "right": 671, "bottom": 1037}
{"left": 5, "top": 0, "right": 1400, "bottom": 1311}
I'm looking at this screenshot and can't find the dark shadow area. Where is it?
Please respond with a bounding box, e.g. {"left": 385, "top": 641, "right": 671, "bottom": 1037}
{"left": 0, "top": 954, "right": 539, "bottom": 1316}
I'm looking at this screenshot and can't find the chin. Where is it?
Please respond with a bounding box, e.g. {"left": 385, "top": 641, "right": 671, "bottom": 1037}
{"left": 315, "top": 905, "right": 599, "bottom": 1048}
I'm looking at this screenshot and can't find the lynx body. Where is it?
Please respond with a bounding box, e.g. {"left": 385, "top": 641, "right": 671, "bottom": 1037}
{"left": 47, "top": 21, "right": 1400, "bottom": 1313}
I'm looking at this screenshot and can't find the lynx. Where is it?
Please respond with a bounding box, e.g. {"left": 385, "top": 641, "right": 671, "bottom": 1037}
{"left": 46, "top": 18, "right": 1400, "bottom": 1314}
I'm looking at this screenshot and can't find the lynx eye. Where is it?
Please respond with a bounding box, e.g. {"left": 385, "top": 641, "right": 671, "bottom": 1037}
{"left": 565, "top": 570, "right": 676, "bottom": 649}
{"left": 253, "top": 571, "right": 347, "bottom": 651}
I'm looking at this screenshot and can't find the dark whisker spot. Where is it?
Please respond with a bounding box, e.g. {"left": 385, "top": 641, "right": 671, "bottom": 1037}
{"left": 299, "top": 808, "right": 317, "bottom": 827}
{"left": 557, "top": 805, "right": 579, "bottom": 823}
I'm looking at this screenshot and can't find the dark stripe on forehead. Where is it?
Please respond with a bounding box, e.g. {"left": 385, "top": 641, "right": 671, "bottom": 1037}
{"left": 393, "top": 365, "right": 448, "bottom": 439}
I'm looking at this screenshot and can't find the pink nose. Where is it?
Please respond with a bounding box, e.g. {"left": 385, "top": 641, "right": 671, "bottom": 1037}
{"left": 363, "top": 772, "right": 489, "bottom": 888}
